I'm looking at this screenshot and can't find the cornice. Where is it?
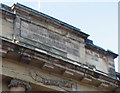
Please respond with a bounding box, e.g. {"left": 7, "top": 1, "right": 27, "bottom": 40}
{"left": 1, "top": 37, "right": 120, "bottom": 91}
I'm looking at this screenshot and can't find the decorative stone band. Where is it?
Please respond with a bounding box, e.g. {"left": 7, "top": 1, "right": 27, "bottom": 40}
{"left": 8, "top": 79, "right": 31, "bottom": 91}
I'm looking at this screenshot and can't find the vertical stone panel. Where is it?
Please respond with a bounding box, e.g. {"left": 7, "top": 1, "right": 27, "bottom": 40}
{"left": 1, "top": 17, "right": 14, "bottom": 40}
{"left": 85, "top": 49, "right": 109, "bottom": 73}
{"left": 107, "top": 56, "right": 116, "bottom": 78}
{"left": 13, "top": 16, "right": 21, "bottom": 39}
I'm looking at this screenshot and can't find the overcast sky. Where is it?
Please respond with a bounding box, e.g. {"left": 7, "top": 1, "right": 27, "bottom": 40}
{"left": 1, "top": 0, "right": 119, "bottom": 71}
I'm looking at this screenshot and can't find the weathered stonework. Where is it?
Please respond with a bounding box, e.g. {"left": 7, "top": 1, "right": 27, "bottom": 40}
{"left": 1, "top": 3, "right": 120, "bottom": 92}
{"left": 14, "top": 17, "right": 84, "bottom": 62}
{"left": 85, "top": 49, "right": 108, "bottom": 73}
{"left": 0, "top": 17, "right": 13, "bottom": 40}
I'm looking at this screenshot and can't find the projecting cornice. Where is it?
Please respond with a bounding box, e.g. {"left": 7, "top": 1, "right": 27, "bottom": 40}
{"left": 0, "top": 3, "right": 15, "bottom": 19}
{"left": 85, "top": 39, "right": 118, "bottom": 59}
{"left": 1, "top": 37, "right": 120, "bottom": 91}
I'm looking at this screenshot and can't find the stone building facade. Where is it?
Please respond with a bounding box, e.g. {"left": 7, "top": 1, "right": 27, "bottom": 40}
{"left": 0, "top": 3, "right": 120, "bottom": 92}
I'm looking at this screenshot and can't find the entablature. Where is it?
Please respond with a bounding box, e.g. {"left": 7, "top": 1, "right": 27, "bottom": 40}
{"left": 1, "top": 37, "right": 120, "bottom": 91}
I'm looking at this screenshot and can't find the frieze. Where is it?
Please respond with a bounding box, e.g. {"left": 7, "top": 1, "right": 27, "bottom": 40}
{"left": 29, "top": 70, "right": 76, "bottom": 89}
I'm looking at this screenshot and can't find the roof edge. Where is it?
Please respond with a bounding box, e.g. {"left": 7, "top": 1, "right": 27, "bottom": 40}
{"left": 85, "top": 39, "right": 118, "bottom": 59}
{"left": 12, "top": 3, "right": 89, "bottom": 39}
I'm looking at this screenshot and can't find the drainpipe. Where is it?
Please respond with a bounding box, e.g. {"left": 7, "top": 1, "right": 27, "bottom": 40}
{"left": 8, "top": 79, "right": 31, "bottom": 92}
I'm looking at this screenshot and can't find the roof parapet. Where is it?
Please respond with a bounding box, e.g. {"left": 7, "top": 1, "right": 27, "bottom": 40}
{"left": 0, "top": 3, "right": 15, "bottom": 18}
{"left": 12, "top": 3, "right": 89, "bottom": 39}
{"left": 86, "top": 39, "right": 118, "bottom": 59}
{"left": 1, "top": 3, "right": 118, "bottom": 59}
{"left": 0, "top": 3, "right": 12, "bottom": 11}
{"left": 107, "top": 49, "right": 118, "bottom": 59}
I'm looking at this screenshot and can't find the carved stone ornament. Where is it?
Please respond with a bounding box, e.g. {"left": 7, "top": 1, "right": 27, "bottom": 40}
{"left": 8, "top": 79, "right": 31, "bottom": 91}
{"left": 29, "top": 70, "right": 76, "bottom": 89}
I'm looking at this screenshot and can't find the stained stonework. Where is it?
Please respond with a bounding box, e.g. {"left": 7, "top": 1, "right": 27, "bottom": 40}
{"left": 1, "top": 3, "right": 120, "bottom": 92}
{"left": 85, "top": 49, "right": 108, "bottom": 73}
{"left": 20, "top": 20, "right": 80, "bottom": 57}
{"left": 14, "top": 16, "right": 85, "bottom": 62}
{"left": 0, "top": 17, "right": 14, "bottom": 40}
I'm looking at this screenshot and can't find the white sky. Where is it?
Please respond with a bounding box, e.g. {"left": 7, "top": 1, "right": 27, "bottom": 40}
{"left": 1, "top": 0, "right": 119, "bottom": 72}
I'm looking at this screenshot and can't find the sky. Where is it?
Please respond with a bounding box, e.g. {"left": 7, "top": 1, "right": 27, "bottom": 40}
{"left": 1, "top": 0, "right": 119, "bottom": 72}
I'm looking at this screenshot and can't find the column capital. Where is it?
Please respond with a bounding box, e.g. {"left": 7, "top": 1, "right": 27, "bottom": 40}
{"left": 8, "top": 79, "right": 31, "bottom": 91}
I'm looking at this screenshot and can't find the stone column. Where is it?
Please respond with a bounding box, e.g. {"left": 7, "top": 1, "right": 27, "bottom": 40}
{"left": 8, "top": 79, "right": 31, "bottom": 92}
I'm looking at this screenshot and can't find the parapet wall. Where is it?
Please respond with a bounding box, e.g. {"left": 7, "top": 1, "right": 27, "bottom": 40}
{"left": 0, "top": 3, "right": 118, "bottom": 77}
